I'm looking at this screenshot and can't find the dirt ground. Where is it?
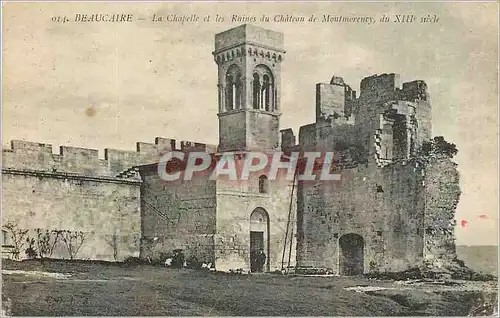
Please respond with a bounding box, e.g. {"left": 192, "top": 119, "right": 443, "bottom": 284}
{"left": 1, "top": 260, "right": 498, "bottom": 316}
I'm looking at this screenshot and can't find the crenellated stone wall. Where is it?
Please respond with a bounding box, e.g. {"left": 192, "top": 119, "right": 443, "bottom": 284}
{"left": 2, "top": 138, "right": 217, "bottom": 177}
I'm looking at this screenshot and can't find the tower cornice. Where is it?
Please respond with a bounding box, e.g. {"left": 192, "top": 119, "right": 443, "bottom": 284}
{"left": 213, "top": 41, "right": 286, "bottom": 55}
{"left": 213, "top": 43, "right": 285, "bottom": 64}
{"left": 217, "top": 108, "right": 282, "bottom": 118}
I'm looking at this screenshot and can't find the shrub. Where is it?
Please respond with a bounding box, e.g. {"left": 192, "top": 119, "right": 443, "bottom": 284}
{"left": 25, "top": 237, "right": 37, "bottom": 259}
{"left": 419, "top": 136, "right": 458, "bottom": 159}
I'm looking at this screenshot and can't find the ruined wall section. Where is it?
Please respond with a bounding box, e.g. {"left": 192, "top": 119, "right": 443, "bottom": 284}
{"left": 355, "top": 74, "right": 432, "bottom": 167}
{"left": 1, "top": 171, "right": 141, "bottom": 261}
{"left": 296, "top": 161, "right": 425, "bottom": 273}
{"left": 292, "top": 75, "right": 419, "bottom": 170}
{"left": 138, "top": 166, "right": 217, "bottom": 263}
{"left": 399, "top": 80, "right": 432, "bottom": 144}
{"left": 286, "top": 76, "right": 358, "bottom": 157}
{"left": 357, "top": 74, "right": 402, "bottom": 166}
{"left": 314, "top": 76, "right": 358, "bottom": 160}
{"left": 2, "top": 138, "right": 217, "bottom": 178}
{"left": 294, "top": 73, "right": 436, "bottom": 274}
{"left": 423, "top": 157, "right": 461, "bottom": 267}
{"left": 316, "top": 76, "right": 356, "bottom": 122}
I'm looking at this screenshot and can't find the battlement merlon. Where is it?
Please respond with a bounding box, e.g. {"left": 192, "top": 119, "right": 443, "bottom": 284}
{"left": 7, "top": 140, "right": 53, "bottom": 154}
{"left": 213, "top": 24, "right": 285, "bottom": 56}
{"left": 60, "top": 146, "right": 99, "bottom": 160}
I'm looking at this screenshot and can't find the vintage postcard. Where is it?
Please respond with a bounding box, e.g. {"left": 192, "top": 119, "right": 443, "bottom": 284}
{"left": 1, "top": 1, "right": 498, "bottom": 316}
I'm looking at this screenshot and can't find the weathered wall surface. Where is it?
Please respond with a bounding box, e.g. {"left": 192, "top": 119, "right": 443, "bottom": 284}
{"left": 423, "top": 157, "right": 461, "bottom": 267}
{"left": 294, "top": 73, "right": 443, "bottom": 274}
{"left": 138, "top": 166, "right": 217, "bottom": 263}
{"left": 297, "top": 161, "right": 425, "bottom": 273}
{"left": 246, "top": 110, "right": 280, "bottom": 151}
{"left": 138, "top": 153, "right": 297, "bottom": 272}
{"left": 1, "top": 170, "right": 141, "bottom": 261}
{"left": 215, "top": 162, "right": 296, "bottom": 272}
{"left": 218, "top": 111, "right": 247, "bottom": 152}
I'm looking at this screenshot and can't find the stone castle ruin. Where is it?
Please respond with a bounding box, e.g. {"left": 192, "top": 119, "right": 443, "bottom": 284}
{"left": 1, "top": 24, "right": 461, "bottom": 275}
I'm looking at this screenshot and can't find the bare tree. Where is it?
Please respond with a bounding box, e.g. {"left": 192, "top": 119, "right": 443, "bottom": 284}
{"left": 36, "top": 229, "right": 61, "bottom": 259}
{"left": 60, "top": 230, "right": 85, "bottom": 260}
{"left": 105, "top": 231, "right": 119, "bottom": 261}
{"left": 3, "top": 221, "right": 28, "bottom": 260}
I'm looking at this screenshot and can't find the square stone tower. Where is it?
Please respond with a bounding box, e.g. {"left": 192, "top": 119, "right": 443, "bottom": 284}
{"left": 213, "top": 24, "right": 286, "bottom": 152}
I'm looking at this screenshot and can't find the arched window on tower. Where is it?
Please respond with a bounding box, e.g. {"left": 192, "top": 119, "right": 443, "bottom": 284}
{"left": 225, "top": 65, "right": 242, "bottom": 112}
{"left": 253, "top": 73, "right": 261, "bottom": 109}
{"left": 259, "top": 175, "right": 269, "bottom": 194}
{"left": 252, "top": 65, "right": 275, "bottom": 112}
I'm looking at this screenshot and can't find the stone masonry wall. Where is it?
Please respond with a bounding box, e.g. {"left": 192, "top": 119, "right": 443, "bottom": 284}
{"left": 1, "top": 170, "right": 141, "bottom": 261}
{"left": 138, "top": 166, "right": 217, "bottom": 264}
{"left": 294, "top": 73, "right": 435, "bottom": 274}
{"left": 215, "top": 160, "right": 296, "bottom": 272}
{"left": 246, "top": 110, "right": 280, "bottom": 151}
{"left": 296, "top": 161, "right": 425, "bottom": 274}
{"left": 355, "top": 75, "right": 431, "bottom": 165}
{"left": 218, "top": 111, "right": 247, "bottom": 152}
{"left": 423, "top": 157, "right": 461, "bottom": 267}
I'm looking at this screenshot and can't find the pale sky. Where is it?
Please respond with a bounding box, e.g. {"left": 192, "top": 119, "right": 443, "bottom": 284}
{"left": 2, "top": 2, "right": 498, "bottom": 245}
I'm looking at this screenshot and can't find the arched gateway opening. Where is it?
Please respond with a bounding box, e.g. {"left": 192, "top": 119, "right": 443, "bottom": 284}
{"left": 250, "top": 208, "right": 270, "bottom": 272}
{"left": 339, "top": 233, "right": 364, "bottom": 276}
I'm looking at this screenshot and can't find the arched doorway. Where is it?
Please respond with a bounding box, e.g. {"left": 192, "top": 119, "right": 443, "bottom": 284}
{"left": 250, "top": 208, "right": 269, "bottom": 272}
{"left": 339, "top": 233, "right": 364, "bottom": 276}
